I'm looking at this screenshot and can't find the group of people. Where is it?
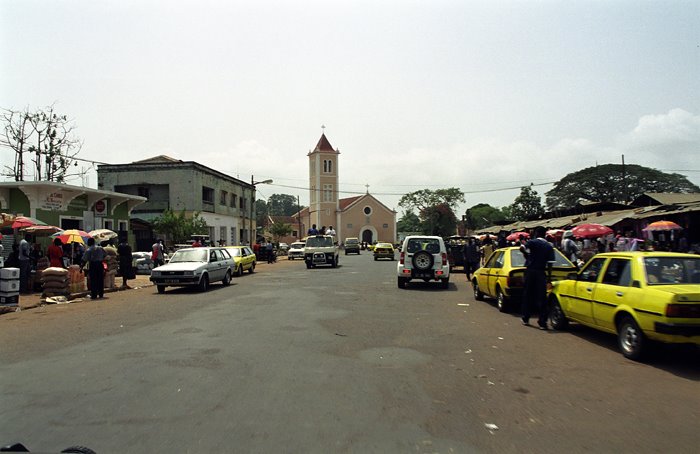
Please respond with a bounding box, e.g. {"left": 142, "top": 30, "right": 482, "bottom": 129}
{"left": 306, "top": 224, "right": 336, "bottom": 237}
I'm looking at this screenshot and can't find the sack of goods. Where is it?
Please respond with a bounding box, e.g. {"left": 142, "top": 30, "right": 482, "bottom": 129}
{"left": 41, "top": 267, "right": 70, "bottom": 296}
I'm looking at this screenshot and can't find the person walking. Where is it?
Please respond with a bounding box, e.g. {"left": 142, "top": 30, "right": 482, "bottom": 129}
{"left": 480, "top": 236, "right": 495, "bottom": 266}
{"left": 462, "top": 238, "right": 480, "bottom": 281}
{"left": 81, "top": 237, "right": 106, "bottom": 299}
{"left": 520, "top": 227, "right": 555, "bottom": 330}
{"left": 561, "top": 231, "right": 579, "bottom": 262}
{"left": 266, "top": 242, "right": 275, "bottom": 263}
{"left": 47, "top": 238, "right": 64, "bottom": 268}
{"left": 151, "top": 239, "right": 165, "bottom": 267}
{"left": 18, "top": 234, "right": 32, "bottom": 293}
{"left": 117, "top": 236, "right": 134, "bottom": 288}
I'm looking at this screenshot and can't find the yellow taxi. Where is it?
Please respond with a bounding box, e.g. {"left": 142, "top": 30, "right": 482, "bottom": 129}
{"left": 549, "top": 252, "right": 700, "bottom": 360}
{"left": 373, "top": 242, "right": 395, "bottom": 261}
{"left": 225, "top": 245, "right": 257, "bottom": 276}
{"left": 472, "top": 246, "right": 577, "bottom": 312}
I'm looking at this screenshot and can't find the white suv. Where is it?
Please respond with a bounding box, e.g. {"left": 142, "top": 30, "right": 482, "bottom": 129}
{"left": 397, "top": 236, "right": 450, "bottom": 289}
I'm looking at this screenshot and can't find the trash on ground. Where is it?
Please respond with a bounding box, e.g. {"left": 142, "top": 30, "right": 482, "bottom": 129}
{"left": 44, "top": 296, "right": 70, "bottom": 305}
{"left": 484, "top": 423, "right": 499, "bottom": 432}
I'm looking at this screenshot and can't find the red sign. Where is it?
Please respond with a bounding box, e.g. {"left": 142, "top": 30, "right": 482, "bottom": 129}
{"left": 95, "top": 199, "right": 107, "bottom": 215}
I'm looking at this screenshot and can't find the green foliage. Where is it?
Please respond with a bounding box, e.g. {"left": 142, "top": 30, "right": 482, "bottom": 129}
{"left": 509, "top": 184, "right": 545, "bottom": 221}
{"left": 270, "top": 222, "right": 293, "bottom": 240}
{"left": 398, "top": 188, "right": 465, "bottom": 213}
{"left": 397, "top": 211, "right": 423, "bottom": 233}
{"left": 466, "top": 203, "right": 507, "bottom": 230}
{"left": 151, "top": 209, "right": 208, "bottom": 244}
{"left": 255, "top": 199, "right": 267, "bottom": 227}
{"left": 545, "top": 164, "right": 700, "bottom": 210}
{"left": 420, "top": 203, "right": 457, "bottom": 236}
{"left": 268, "top": 194, "right": 305, "bottom": 216}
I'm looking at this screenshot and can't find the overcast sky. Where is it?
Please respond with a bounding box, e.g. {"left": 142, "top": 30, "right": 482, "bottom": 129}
{"left": 1, "top": 0, "right": 699, "bottom": 216}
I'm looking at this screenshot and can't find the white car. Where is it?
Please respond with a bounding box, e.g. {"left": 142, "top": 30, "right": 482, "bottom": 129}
{"left": 287, "top": 241, "right": 305, "bottom": 260}
{"left": 397, "top": 235, "right": 450, "bottom": 289}
{"left": 150, "top": 247, "right": 235, "bottom": 293}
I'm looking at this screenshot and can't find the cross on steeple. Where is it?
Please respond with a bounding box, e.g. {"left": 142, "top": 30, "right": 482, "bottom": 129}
{"left": 365, "top": 184, "right": 369, "bottom": 194}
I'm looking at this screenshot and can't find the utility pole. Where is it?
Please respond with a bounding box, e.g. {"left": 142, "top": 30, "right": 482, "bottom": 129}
{"left": 297, "top": 195, "right": 302, "bottom": 240}
{"left": 621, "top": 154, "right": 627, "bottom": 204}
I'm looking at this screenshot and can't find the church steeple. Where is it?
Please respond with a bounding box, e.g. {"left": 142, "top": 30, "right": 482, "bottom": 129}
{"left": 308, "top": 129, "right": 340, "bottom": 232}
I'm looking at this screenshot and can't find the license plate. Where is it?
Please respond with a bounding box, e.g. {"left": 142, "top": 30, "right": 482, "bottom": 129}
{"left": 414, "top": 273, "right": 432, "bottom": 279}
{"left": 165, "top": 279, "right": 179, "bottom": 283}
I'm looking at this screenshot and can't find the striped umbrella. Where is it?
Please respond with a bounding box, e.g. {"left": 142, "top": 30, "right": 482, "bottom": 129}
{"left": 643, "top": 220, "right": 683, "bottom": 231}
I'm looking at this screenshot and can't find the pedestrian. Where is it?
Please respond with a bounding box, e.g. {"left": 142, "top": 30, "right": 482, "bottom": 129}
{"left": 117, "top": 236, "right": 134, "bottom": 288}
{"left": 520, "top": 227, "right": 555, "bottom": 330}
{"left": 18, "top": 234, "right": 32, "bottom": 293}
{"left": 480, "top": 235, "right": 495, "bottom": 266}
{"left": 561, "top": 231, "right": 579, "bottom": 262}
{"left": 81, "top": 237, "right": 106, "bottom": 299}
{"left": 462, "top": 238, "right": 480, "bottom": 280}
{"left": 497, "top": 232, "right": 508, "bottom": 248}
{"left": 266, "top": 242, "right": 275, "bottom": 263}
{"left": 48, "top": 238, "right": 65, "bottom": 268}
{"left": 152, "top": 239, "right": 165, "bottom": 266}
{"left": 307, "top": 224, "right": 319, "bottom": 235}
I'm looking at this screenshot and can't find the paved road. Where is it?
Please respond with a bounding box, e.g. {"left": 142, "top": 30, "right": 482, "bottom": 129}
{"left": 1, "top": 253, "right": 698, "bottom": 453}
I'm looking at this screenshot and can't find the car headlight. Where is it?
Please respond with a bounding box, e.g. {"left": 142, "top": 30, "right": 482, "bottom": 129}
{"left": 183, "top": 271, "right": 194, "bottom": 276}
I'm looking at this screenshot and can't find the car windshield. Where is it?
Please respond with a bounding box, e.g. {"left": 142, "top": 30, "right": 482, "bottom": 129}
{"left": 169, "top": 249, "right": 208, "bottom": 263}
{"left": 510, "top": 248, "right": 572, "bottom": 267}
{"left": 346, "top": 239, "right": 358, "bottom": 244}
{"left": 644, "top": 256, "right": 700, "bottom": 285}
{"left": 306, "top": 237, "right": 333, "bottom": 247}
{"left": 291, "top": 243, "right": 305, "bottom": 248}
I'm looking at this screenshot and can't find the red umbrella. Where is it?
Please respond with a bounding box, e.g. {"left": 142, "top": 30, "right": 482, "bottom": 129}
{"left": 11, "top": 216, "right": 47, "bottom": 229}
{"left": 506, "top": 231, "right": 530, "bottom": 242}
{"left": 546, "top": 229, "right": 565, "bottom": 237}
{"left": 643, "top": 220, "right": 683, "bottom": 231}
{"left": 571, "top": 223, "right": 613, "bottom": 239}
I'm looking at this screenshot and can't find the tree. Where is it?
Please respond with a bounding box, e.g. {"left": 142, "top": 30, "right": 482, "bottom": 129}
{"left": 255, "top": 199, "right": 268, "bottom": 227}
{"left": 268, "top": 194, "right": 304, "bottom": 216}
{"left": 151, "top": 209, "right": 209, "bottom": 244}
{"left": 1, "top": 104, "right": 82, "bottom": 182}
{"left": 466, "top": 203, "right": 507, "bottom": 230}
{"left": 397, "top": 211, "right": 423, "bottom": 233}
{"left": 545, "top": 164, "right": 700, "bottom": 210}
{"left": 420, "top": 203, "right": 457, "bottom": 236}
{"left": 509, "top": 184, "right": 545, "bottom": 221}
{"left": 398, "top": 188, "right": 465, "bottom": 235}
{"left": 270, "top": 222, "right": 293, "bottom": 241}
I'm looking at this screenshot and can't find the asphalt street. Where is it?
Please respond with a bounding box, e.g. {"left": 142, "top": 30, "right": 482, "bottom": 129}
{"left": 1, "top": 253, "right": 698, "bottom": 453}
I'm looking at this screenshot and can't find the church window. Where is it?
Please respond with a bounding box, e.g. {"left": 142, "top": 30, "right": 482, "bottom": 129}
{"left": 383, "top": 223, "right": 389, "bottom": 228}
{"left": 323, "top": 159, "right": 333, "bottom": 173}
{"left": 363, "top": 206, "right": 372, "bottom": 215}
{"left": 323, "top": 184, "right": 333, "bottom": 202}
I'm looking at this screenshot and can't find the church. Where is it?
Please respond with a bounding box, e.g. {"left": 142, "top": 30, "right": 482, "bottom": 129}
{"left": 294, "top": 133, "right": 396, "bottom": 244}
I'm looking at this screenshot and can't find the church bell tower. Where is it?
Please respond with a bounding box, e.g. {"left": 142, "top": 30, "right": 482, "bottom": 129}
{"left": 308, "top": 131, "right": 340, "bottom": 232}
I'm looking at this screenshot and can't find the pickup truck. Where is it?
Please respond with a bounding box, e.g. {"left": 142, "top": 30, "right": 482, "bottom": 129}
{"left": 304, "top": 235, "right": 340, "bottom": 268}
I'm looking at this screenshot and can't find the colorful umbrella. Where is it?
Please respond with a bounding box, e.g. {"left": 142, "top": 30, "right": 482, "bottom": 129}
{"left": 11, "top": 216, "right": 47, "bottom": 229}
{"left": 52, "top": 229, "right": 91, "bottom": 245}
{"left": 89, "top": 229, "right": 118, "bottom": 242}
{"left": 506, "top": 231, "right": 530, "bottom": 242}
{"left": 643, "top": 220, "right": 683, "bottom": 232}
{"left": 546, "top": 229, "right": 566, "bottom": 237}
{"left": 571, "top": 223, "right": 613, "bottom": 239}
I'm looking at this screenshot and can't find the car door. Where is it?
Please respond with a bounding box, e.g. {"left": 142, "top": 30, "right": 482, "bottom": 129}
{"left": 592, "top": 258, "right": 632, "bottom": 332}
{"left": 242, "top": 247, "right": 254, "bottom": 269}
{"left": 486, "top": 250, "right": 506, "bottom": 297}
{"left": 208, "top": 249, "right": 225, "bottom": 281}
{"left": 566, "top": 257, "right": 607, "bottom": 325}
{"left": 476, "top": 251, "right": 501, "bottom": 298}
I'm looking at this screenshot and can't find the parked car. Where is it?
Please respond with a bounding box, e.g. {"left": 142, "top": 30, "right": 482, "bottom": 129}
{"left": 373, "top": 242, "right": 395, "bottom": 261}
{"left": 304, "top": 235, "right": 339, "bottom": 268}
{"left": 225, "top": 245, "right": 257, "bottom": 276}
{"left": 277, "top": 243, "right": 289, "bottom": 255}
{"left": 132, "top": 251, "right": 155, "bottom": 273}
{"left": 287, "top": 241, "right": 306, "bottom": 260}
{"left": 344, "top": 237, "right": 360, "bottom": 255}
{"left": 150, "top": 247, "right": 235, "bottom": 293}
{"left": 397, "top": 235, "right": 450, "bottom": 289}
{"left": 472, "top": 246, "right": 577, "bottom": 312}
{"left": 548, "top": 251, "right": 700, "bottom": 360}
{"left": 445, "top": 236, "right": 468, "bottom": 272}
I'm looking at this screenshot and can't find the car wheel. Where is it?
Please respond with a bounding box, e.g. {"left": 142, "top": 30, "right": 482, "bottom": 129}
{"left": 397, "top": 277, "right": 407, "bottom": 289}
{"left": 473, "top": 280, "right": 484, "bottom": 301}
{"left": 617, "top": 315, "right": 646, "bottom": 361}
{"left": 440, "top": 278, "right": 449, "bottom": 289}
{"left": 248, "top": 263, "right": 255, "bottom": 274}
{"left": 236, "top": 265, "right": 243, "bottom": 277}
{"left": 412, "top": 251, "right": 434, "bottom": 271}
{"left": 157, "top": 285, "right": 165, "bottom": 294}
{"left": 374, "top": 256, "right": 377, "bottom": 261}
{"left": 198, "top": 274, "right": 209, "bottom": 292}
{"left": 549, "top": 297, "right": 569, "bottom": 330}
{"left": 496, "top": 287, "right": 509, "bottom": 313}
{"left": 222, "top": 270, "right": 232, "bottom": 286}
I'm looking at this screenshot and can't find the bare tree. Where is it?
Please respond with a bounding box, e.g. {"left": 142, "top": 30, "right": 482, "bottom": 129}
{"left": 1, "top": 104, "right": 82, "bottom": 182}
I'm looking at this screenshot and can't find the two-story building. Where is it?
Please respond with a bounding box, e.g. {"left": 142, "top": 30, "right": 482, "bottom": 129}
{"left": 97, "top": 156, "right": 255, "bottom": 248}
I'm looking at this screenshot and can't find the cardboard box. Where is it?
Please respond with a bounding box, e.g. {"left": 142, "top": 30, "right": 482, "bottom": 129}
{"left": 0, "top": 268, "right": 20, "bottom": 279}
{"left": 0, "top": 279, "right": 20, "bottom": 293}
{"left": 0, "top": 294, "right": 19, "bottom": 306}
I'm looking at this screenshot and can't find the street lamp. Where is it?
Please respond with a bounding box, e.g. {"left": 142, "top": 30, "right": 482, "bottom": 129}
{"left": 250, "top": 176, "right": 272, "bottom": 245}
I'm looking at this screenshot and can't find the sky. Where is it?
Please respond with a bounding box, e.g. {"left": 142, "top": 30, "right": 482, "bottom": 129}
{"left": 1, "top": 0, "right": 699, "bottom": 217}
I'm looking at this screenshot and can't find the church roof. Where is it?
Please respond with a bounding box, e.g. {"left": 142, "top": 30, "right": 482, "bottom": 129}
{"left": 132, "top": 155, "right": 183, "bottom": 164}
{"left": 339, "top": 196, "right": 362, "bottom": 210}
{"left": 311, "top": 133, "right": 338, "bottom": 154}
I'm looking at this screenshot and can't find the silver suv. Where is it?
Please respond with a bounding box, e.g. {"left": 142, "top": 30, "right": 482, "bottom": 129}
{"left": 304, "top": 235, "right": 340, "bottom": 268}
{"left": 396, "top": 236, "right": 450, "bottom": 289}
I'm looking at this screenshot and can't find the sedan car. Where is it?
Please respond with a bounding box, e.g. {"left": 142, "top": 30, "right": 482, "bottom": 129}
{"left": 548, "top": 252, "right": 700, "bottom": 360}
{"left": 287, "top": 241, "right": 305, "bottom": 260}
{"left": 225, "top": 245, "right": 257, "bottom": 276}
{"left": 150, "top": 247, "right": 235, "bottom": 293}
{"left": 373, "top": 242, "right": 395, "bottom": 260}
{"left": 472, "top": 246, "right": 577, "bottom": 312}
